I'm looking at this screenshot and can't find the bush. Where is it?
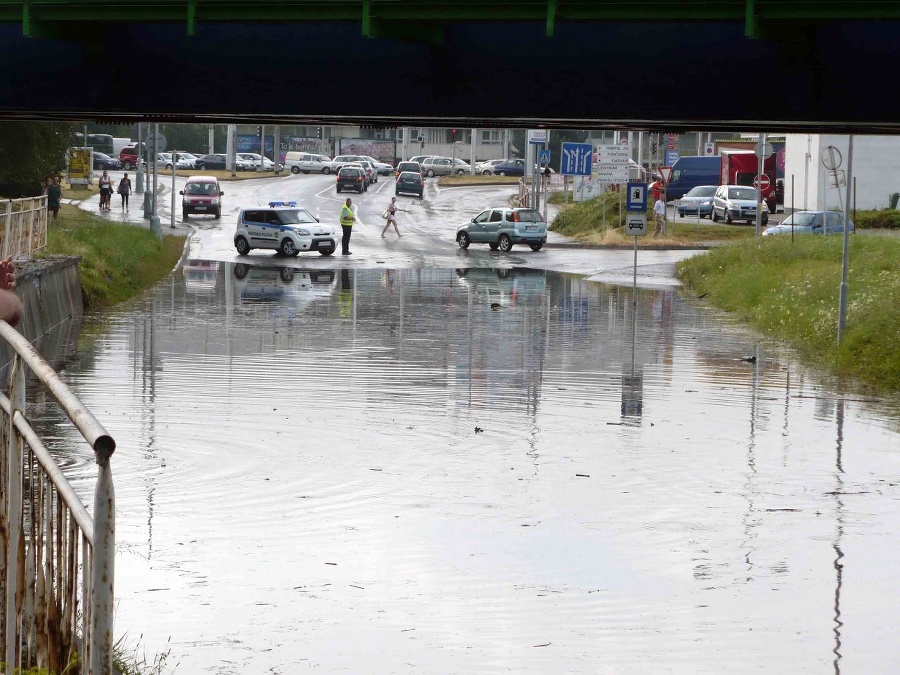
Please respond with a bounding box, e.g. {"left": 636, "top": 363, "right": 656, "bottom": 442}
{"left": 852, "top": 208, "right": 900, "bottom": 230}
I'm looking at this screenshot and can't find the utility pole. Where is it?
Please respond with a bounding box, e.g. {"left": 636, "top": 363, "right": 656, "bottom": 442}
{"left": 837, "top": 135, "right": 854, "bottom": 343}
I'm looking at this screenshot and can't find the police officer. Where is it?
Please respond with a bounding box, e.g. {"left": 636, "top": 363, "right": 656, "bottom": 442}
{"left": 340, "top": 197, "right": 356, "bottom": 255}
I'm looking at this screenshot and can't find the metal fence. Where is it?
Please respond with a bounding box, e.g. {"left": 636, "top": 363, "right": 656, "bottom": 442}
{"left": 1, "top": 197, "right": 49, "bottom": 260}
{"left": 0, "top": 320, "right": 114, "bottom": 675}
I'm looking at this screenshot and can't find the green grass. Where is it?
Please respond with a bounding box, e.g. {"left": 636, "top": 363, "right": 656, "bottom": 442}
{"left": 40, "top": 205, "right": 185, "bottom": 309}
{"left": 677, "top": 235, "right": 900, "bottom": 391}
{"left": 437, "top": 175, "right": 520, "bottom": 187}
{"left": 550, "top": 191, "right": 758, "bottom": 245}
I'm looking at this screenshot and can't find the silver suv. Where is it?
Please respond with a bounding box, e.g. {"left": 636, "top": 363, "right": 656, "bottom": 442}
{"left": 456, "top": 207, "right": 547, "bottom": 252}
{"left": 421, "top": 156, "right": 470, "bottom": 177}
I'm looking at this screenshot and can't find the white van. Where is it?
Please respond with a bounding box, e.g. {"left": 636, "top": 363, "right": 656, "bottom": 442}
{"left": 284, "top": 152, "right": 333, "bottom": 175}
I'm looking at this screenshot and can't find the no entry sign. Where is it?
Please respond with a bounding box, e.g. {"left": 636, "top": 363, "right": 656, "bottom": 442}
{"left": 753, "top": 174, "right": 771, "bottom": 190}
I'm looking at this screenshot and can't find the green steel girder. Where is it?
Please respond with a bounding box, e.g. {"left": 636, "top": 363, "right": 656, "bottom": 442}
{"left": 6, "top": 0, "right": 900, "bottom": 39}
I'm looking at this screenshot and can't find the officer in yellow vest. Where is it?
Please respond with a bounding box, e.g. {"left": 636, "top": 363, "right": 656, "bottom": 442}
{"left": 340, "top": 197, "right": 356, "bottom": 255}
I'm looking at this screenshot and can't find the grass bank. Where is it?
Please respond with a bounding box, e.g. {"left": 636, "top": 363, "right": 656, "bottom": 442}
{"left": 39, "top": 205, "right": 185, "bottom": 309}
{"left": 437, "top": 175, "right": 520, "bottom": 187}
{"left": 550, "top": 191, "right": 757, "bottom": 245}
{"left": 677, "top": 236, "right": 900, "bottom": 391}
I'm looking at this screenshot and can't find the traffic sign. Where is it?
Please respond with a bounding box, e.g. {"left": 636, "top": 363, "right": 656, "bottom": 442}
{"left": 145, "top": 132, "right": 167, "bottom": 150}
{"left": 704, "top": 142, "right": 715, "bottom": 156}
{"left": 665, "top": 150, "right": 679, "bottom": 166}
{"left": 659, "top": 166, "right": 673, "bottom": 183}
{"left": 626, "top": 182, "right": 647, "bottom": 212}
{"left": 561, "top": 142, "right": 593, "bottom": 176}
{"left": 625, "top": 214, "right": 648, "bottom": 237}
{"left": 528, "top": 129, "right": 548, "bottom": 145}
{"left": 595, "top": 144, "right": 630, "bottom": 184}
{"left": 753, "top": 173, "right": 771, "bottom": 190}
{"left": 539, "top": 149, "right": 551, "bottom": 165}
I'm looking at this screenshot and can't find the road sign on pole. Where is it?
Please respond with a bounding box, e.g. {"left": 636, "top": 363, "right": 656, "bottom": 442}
{"left": 665, "top": 149, "right": 679, "bottom": 166}
{"left": 561, "top": 142, "right": 593, "bottom": 176}
{"left": 753, "top": 174, "right": 771, "bottom": 190}
{"left": 659, "top": 166, "right": 673, "bottom": 183}
{"left": 626, "top": 182, "right": 647, "bottom": 212}
{"left": 596, "top": 144, "right": 630, "bottom": 184}
{"left": 528, "top": 129, "right": 548, "bottom": 145}
{"left": 704, "top": 142, "right": 715, "bottom": 156}
{"left": 539, "top": 149, "right": 550, "bottom": 165}
{"left": 625, "top": 214, "right": 648, "bottom": 236}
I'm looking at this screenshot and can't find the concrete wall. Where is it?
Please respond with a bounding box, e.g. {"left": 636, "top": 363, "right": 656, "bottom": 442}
{"left": 785, "top": 134, "right": 900, "bottom": 211}
{"left": 0, "top": 256, "right": 84, "bottom": 378}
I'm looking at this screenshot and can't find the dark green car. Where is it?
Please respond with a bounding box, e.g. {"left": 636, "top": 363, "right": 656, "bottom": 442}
{"left": 395, "top": 171, "right": 424, "bottom": 198}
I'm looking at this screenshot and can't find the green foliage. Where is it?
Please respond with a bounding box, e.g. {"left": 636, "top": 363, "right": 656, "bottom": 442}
{"left": 550, "top": 190, "right": 626, "bottom": 235}
{"left": 677, "top": 235, "right": 900, "bottom": 391}
{"left": 113, "top": 634, "right": 174, "bottom": 675}
{"left": 41, "top": 205, "right": 185, "bottom": 309}
{"left": 0, "top": 121, "right": 78, "bottom": 196}
{"left": 852, "top": 208, "right": 900, "bottom": 229}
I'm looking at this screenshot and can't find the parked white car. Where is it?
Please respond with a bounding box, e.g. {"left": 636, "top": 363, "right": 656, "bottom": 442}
{"left": 421, "top": 156, "right": 471, "bottom": 177}
{"left": 359, "top": 155, "right": 394, "bottom": 176}
{"left": 238, "top": 153, "right": 282, "bottom": 171}
{"left": 474, "top": 159, "right": 506, "bottom": 175}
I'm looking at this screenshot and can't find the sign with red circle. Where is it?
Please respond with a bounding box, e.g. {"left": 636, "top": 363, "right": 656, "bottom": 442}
{"left": 753, "top": 174, "right": 771, "bottom": 190}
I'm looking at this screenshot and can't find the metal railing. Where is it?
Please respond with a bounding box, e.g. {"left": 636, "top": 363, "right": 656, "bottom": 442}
{"left": 1, "top": 197, "right": 48, "bottom": 260}
{"left": 0, "top": 320, "right": 114, "bottom": 674}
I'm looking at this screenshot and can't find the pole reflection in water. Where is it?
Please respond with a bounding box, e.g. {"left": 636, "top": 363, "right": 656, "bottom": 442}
{"left": 832, "top": 396, "right": 846, "bottom": 675}
{"left": 26, "top": 262, "right": 900, "bottom": 674}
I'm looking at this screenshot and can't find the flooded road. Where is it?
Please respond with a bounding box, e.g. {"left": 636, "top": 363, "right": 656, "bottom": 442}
{"left": 37, "top": 260, "right": 900, "bottom": 674}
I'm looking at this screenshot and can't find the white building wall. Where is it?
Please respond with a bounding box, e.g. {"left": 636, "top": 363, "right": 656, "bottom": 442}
{"left": 785, "top": 134, "right": 900, "bottom": 211}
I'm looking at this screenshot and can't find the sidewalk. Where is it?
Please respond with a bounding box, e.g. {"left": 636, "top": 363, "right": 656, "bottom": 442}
{"left": 66, "top": 189, "right": 194, "bottom": 233}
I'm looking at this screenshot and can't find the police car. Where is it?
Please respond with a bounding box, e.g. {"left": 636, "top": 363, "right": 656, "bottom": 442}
{"left": 234, "top": 203, "right": 338, "bottom": 256}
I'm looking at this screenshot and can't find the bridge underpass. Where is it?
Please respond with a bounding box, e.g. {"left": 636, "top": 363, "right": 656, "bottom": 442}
{"left": 0, "top": 1, "right": 899, "bottom": 131}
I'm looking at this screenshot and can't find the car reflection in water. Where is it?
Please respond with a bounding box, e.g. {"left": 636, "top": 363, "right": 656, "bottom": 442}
{"left": 230, "top": 263, "right": 337, "bottom": 313}
{"left": 453, "top": 267, "right": 549, "bottom": 414}
{"left": 183, "top": 259, "right": 220, "bottom": 294}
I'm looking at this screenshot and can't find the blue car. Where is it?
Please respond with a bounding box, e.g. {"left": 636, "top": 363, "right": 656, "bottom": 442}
{"left": 92, "top": 152, "right": 122, "bottom": 170}
{"left": 676, "top": 185, "right": 716, "bottom": 218}
{"left": 492, "top": 158, "right": 526, "bottom": 176}
{"left": 762, "top": 210, "right": 854, "bottom": 236}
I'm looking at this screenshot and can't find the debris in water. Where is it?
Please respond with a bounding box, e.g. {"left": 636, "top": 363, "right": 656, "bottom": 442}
{"left": 491, "top": 303, "right": 502, "bottom": 310}
{"left": 475, "top": 426, "right": 484, "bottom": 433}
{"left": 740, "top": 355, "right": 757, "bottom": 363}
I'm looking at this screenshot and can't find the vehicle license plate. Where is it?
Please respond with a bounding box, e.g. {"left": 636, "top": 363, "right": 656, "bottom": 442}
{"left": 526, "top": 225, "right": 538, "bottom": 231}
{"left": 195, "top": 206, "right": 207, "bottom": 211}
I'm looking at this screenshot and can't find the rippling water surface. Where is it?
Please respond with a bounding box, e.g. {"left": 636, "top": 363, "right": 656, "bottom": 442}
{"left": 37, "top": 263, "right": 900, "bottom": 673}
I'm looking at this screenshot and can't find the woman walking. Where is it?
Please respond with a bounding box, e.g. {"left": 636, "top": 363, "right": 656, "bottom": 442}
{"left": 117, "top": 173, "right": 132, "bottom": 209}
{"left": 98, "top": 170, "right": 112, "bottom": 210}
{"left": 381, "top": 197, "right": 407, "bottom": 238}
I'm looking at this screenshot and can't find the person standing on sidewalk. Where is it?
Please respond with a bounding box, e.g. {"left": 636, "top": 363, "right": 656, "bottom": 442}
{"left": 381, "top": 197, "right": 406, "bottom": 238}
{"left": 117, "top": 173, "right": 132, "bottom": 210}
{"left": 340, "top": 197, "right": 356, "bottom": 255}
{"left": 653, "top": 194, "right": 668, "bottom": 238}
{"left": 98, "top": 170, "right": 112, "bottom": 210}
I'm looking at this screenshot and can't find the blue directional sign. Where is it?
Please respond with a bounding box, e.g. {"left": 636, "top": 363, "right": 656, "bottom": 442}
{"left": 626, "top": 182, "right": 648, "bottom": 212}
{"left": 561, "top": 142, "right": 593, "bottom": 176}
{"left": 665, "top": 149, "right": 680, "bottom": 166}
{"left": 538, "top": 149, "right": 551, "bottom": 165}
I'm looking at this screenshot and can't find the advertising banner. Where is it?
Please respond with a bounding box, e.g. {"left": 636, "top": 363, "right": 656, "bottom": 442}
{"left": 66, "top": 147, "right": 92, "bottom": 185}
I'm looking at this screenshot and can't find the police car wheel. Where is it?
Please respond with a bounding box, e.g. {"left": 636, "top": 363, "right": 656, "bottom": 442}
{"left": 280, "top": 239, "right": 297, "bottom": 256}
{"left": 235, "top": 237, "right": 250, "bottom": 256}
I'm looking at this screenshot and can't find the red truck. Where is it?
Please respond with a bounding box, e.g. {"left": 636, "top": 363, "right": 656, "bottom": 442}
{"left": 719, "top": 150, "right": 777, "bottom": 212}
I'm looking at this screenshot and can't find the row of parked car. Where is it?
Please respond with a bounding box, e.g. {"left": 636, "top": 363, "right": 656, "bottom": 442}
{"left": 675, "top": 184, "right": 855, "bottom": 235}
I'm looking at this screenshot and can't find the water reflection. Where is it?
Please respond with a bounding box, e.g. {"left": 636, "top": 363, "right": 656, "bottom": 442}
{"left": 23, "top": 262, "right": 900, "bottom": 674}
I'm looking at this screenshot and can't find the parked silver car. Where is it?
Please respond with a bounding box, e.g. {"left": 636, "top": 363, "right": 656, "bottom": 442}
{"left": 421, "top": 156, "right": 471, "bottom": 177}
{"left": 711, "top": 185, "right": 769, "bottom": 225}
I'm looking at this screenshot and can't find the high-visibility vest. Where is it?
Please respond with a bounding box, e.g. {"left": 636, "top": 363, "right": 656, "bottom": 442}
{"left": 340, "top": 204, "right": 354, "bottom": 226}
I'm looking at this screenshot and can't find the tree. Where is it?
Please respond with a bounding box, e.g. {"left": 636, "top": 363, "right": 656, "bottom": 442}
{"left": 0, "top": 121, "right": 78, "bottom": 196}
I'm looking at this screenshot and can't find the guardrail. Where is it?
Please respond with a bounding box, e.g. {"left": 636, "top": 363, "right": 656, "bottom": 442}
{"left": 1, "top": 197, "right": 48, "bottom": 260}
{"left": 0, "top": 320, "right": 114, "bottom": 674}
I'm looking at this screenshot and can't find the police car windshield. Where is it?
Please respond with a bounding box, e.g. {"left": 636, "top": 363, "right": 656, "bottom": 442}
{"left": 279, "top": 209, "right": 317, "bottom": 225}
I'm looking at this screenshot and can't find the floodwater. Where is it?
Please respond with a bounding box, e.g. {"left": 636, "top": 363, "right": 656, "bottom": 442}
{"left": 33, "top": 262, "right": 900, "bottom": 674}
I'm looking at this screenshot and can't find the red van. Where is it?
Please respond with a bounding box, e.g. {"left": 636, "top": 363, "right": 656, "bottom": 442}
{"left": 179, "top": 176, "right": 223, "bottom": 219}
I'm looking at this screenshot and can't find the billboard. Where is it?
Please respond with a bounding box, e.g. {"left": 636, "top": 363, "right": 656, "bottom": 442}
{"left": 66, "top": 147, "right": 92, "bottom": 185}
